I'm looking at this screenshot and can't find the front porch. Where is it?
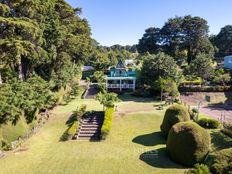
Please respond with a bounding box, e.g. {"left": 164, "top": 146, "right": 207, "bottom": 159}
{"left": 106, "top": 77, "right": 136, "bottom": 92}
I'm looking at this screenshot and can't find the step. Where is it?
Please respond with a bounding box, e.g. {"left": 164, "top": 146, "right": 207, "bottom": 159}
{"left": 78, "top": 133, "right": 101, "bottom": 137}
{"left": 77, "top": 137, "right": 101, "bottom": 141}
{"left": 79, "top": 131, "right": 100, "bottom": 135}
{"left": 79, "top": 130, "right": 100, "bottom": 133}
{"left": 82, "top": 120, "right": 103, "bottom": 123}
{"left": 82, "top": 118, "right": 103, "bottom": 120}
{"left": 81, "top": 128, "right": 100, "bottom": 131}
{"left": 81, "top": 125, "right": 101, "bottom": 128}
{"left": 81, "top": 123, "right": 102, "bottom": 126}
{"left": 81, "top": 121, "right": 102, "bottom": 124}
{"left": 78, "top": 135, "right": 100, "bottom": 139}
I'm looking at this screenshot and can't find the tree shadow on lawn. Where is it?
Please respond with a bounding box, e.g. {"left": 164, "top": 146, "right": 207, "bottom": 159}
{"left": 65, "top": 113, "right": 77, "bottom": 127}
{"left": 210, "top": 131, "right": 232, "bottom": 151}
{"left": 140, "top": 147, "right": 187, "bottom": 169}
{"left": 132, "top": 131, "right": 166, "bottom": 146}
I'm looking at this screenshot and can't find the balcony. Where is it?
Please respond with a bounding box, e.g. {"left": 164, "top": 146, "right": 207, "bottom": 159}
{"left": 107, "top": 84, "right": 135, "bottom": 89}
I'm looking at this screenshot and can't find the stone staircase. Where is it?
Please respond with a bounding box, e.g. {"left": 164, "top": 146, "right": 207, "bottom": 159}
{"left": 73, "top": 112, "right": 104, "bottom": 141}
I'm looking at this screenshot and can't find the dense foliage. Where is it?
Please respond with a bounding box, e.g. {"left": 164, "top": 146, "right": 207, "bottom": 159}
{"left": 88, "top": 43, "right": 138, "bottom": 71}
{"left": 101, "top": 107, "right": 114, "bottom": 140}
{"left": 167, "top": 122, "right": 210, "bottom": 166}
{"left": 212, "top": 25, "right": 232, "bottom": 57}
{"left": 137, "top": 15, "right": 232, "bottom": 94}
{"left": 0, "top": 0, "right": 92, "bottom": 127}
{"left": 60, "top": 104, "right": 86, "bottom": 141}
{"left": 138, "top": 15, "right": 215, "bottom": 63}
{"left": 221, "top": 122, "right": 232, "bottom": 138}
{"left": 0, "top": 75, "right": 57, "bottom": 124}
{"left": 160, "top": 104, "right": 190, "bottom": 138}
{"left": 187, "top": 53, "right": 214, "bottom": 83}
{"left": 140, "top": 53, "right": 180, "bottom": 92}
{"left": 96, "top": 92, "right": 119, "bottom": 109}
{"left": 208, "top": 148, "right": 232, "bottom": 174}
{"left": 197, "top": 118, "right": 220, "bottom": 129}
{"left": 186, "top": 164, "right": 211, "bottom": 174}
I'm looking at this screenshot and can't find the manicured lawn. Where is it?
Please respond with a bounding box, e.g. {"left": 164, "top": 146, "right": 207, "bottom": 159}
{"left": 0, "top": 97, "right": 186, "bottom": 174}
{"left": 0, "top": 96, "right": 230, "bottom": 174}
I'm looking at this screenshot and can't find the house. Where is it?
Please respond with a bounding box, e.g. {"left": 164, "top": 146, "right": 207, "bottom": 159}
{"left": 105, "top": 60, "right": 136, "bottom": 92}
{"left": 224, "top": 55, "right": 232, "bottom": 69}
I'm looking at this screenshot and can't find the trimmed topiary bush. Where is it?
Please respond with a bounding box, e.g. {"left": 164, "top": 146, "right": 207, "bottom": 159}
{"left": 197, "top": 118, "right": 220, "bottom": 129}
{"left": 160, "top": 104, "right": 190, "bottom": 138}
{"left": 209, "top": 148, "right": 232, "bottom": 174}
{"left": 167, "top": 122, "right": 210, "bottom": 166}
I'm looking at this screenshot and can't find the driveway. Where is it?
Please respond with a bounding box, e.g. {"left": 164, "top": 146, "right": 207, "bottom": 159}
{"left": 180, "top": 95, "right": 232, "bottom": 122}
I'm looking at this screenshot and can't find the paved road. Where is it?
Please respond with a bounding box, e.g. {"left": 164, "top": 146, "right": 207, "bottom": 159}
{"left": 180, "top": 95, "right": 232, "bottom": 122}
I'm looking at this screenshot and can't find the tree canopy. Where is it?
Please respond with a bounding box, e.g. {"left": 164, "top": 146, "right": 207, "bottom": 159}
{"left": 140, "top": 52, "right": 180, "bottom": 88}
{"left": 0, "top": 0, "right": 93, "bottom": 125}
{"left": 212, "top": 25, "right": 232, "bottom": 57}
{"left": 137, "top": 15, "right": 216, "bottom": 64}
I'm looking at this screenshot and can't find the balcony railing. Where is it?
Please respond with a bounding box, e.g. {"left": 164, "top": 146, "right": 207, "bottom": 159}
{"left": 107, "top": 84, "right": 135, "bottom": 89}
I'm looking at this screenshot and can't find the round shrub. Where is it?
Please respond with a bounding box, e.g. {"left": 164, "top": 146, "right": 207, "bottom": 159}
{"left": 197, "top": 118, "right": 220, "bottom": 129}
{"left": 167, "top": 122, "right": 210, "bottom": 166}
{"left": 160, "top": 104, "right": 190, "bottom": 138}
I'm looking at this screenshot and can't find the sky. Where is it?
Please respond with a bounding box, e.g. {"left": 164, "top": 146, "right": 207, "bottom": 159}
{"left": 66, "top": 0, "right": 232, "bottom": 46}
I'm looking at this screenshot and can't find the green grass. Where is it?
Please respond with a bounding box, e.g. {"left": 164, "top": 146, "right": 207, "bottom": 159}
{"left": 0, "top": 96, "right": 230, "bottom": 174}
{"left": 1, "top": 116, "right": 29, "bottom": 143}
{"left": 0, "top": 98, "right": 187, "bottom": 174}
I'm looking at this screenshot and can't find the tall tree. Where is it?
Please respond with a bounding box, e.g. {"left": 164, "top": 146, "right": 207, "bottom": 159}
{"left": 0, "top": 0, "right": 93, "bottom": 126}
{"left": 213, "top": 25, "right": 232, "bottom": 57}
{"left": 140, "top": 53, "right": 180, "bottom": 87}
{"left": 137, "top": 27, "right": 161, "bottom": 54}
{"left": 161, "top": 15, "right": 215, "bottom": 63}
{"left": 188, "top": 53, "right": 214, "bottom": 83}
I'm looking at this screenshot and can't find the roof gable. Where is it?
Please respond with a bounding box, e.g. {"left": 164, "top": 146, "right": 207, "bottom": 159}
{"left": 116, "top": 60, "right": 126, "bottom": 69}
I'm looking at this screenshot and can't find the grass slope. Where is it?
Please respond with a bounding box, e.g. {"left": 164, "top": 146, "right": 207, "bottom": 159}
{"left": 1, "top": 96, "right": 230, "bottom": 174}
{"left": 1, "top": 116, "right": 29, "bottom": 143}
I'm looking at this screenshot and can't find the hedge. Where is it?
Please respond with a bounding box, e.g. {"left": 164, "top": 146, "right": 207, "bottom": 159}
{"left": 197, "top": 118, "right": 220, "bottom": 129}
{"left": 209, "top": 148, "right": 232, "bottom": 174}
{"left": 181, "top": 79, "right": 202, "bottom": 86}
{"left": 101, "top": 107, "right": 114, "bottom": 140}
{"left": 160, "top": 104, "right": 190, "bottom": 139}
{"left": 167, "top": 122, "right": 210, "bottom": 166}
{"left": 179, "top": 86, "right": 231, "bottom": 92}
{"left": 60, "top": 104, "right": 86, "bottom": 141}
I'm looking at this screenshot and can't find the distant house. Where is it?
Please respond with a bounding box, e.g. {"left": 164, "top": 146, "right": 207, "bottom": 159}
{"left": 224, "top": 55, "right": 232, "bottom": 69}
{"left": 125, "top": 59, "right": 135, "bottom": 66}
{"left": 105, "top": 60, "right": 136, "bottom": 92}
{"left": 81, "top": 66, "right": 95, "bottom": 72}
